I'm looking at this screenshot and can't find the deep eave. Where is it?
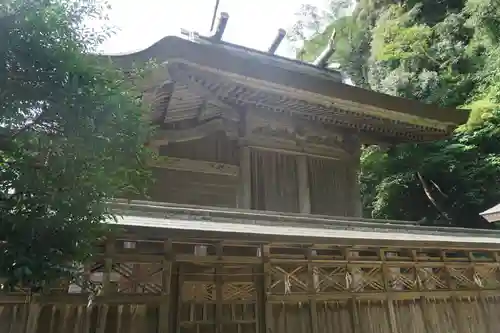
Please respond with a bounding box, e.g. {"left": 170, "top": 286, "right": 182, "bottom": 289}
{"left": 103, "top": 36, "right": 469, "bottom": 143}
{"left": 109, "top": 200, "right": 500, "bottom": 249}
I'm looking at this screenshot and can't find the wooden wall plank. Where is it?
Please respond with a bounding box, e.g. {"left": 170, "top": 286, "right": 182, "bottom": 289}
{"left": 350, "top": 299, "right": 361, "bottom": 333}
{"left": 150, "top": 157, "right": 239, "bottom": 177}
{"left": 96, "top": 305, "right": 108, "bottom": 333}
{"left": 25, "top": 304, "right": 40, "bottom": 333}
{"left": 249, "top": 150, "right": 300, "bottom": 213}
{"left": 4, "top": 241, "right": 500, "bottom": 333}
{"left": 238, "top": 146, "right": 252, "bottom": 209}
{"left": 297, "top": 156, "right": 311, "bottom": 214}
{"left": 48, "top": 306, "right": 56, "bottom": 333}
{"left": 441, "top": 251, "right": 465, "bottom": 333}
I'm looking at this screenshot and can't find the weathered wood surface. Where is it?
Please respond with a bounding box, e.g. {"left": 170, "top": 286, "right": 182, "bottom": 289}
{"left": 2, "top": 240, "right": 500, "bottom": 333}
{"left": 144, "top": 105, "right": 366, "bottom": 216}
{"left": 110, "top": 200, "right": 500, "bottom": 249}
{"left": 131, "top": 51, "right": 464, "bottom": 143}
{"left": 149, "top": 157, "right": 239, "bottom": 177}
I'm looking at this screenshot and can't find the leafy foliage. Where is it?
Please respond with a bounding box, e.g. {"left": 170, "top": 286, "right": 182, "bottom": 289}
{"left": 294, "top": 0, "right": 500, "bottom": 227}
{"left": 0, "top": 0, "right": 153, "bottom": 289}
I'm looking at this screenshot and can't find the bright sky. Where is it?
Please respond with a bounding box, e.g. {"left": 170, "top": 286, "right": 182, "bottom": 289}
{"left": 99, "top": 0, "right": 329, "bottom": 58}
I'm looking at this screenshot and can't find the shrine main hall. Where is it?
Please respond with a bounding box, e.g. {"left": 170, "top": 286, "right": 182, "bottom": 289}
{"left": 1, "top": 14, "right": 500, "bottom": 333}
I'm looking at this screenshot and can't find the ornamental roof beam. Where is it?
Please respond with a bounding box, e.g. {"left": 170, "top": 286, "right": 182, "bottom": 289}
{"left": 313, "top": 29, "right": 336, "bottom": 68}
{"left": 268, "top": 29, "right": 286, "bottom": 55}
{"left": 150, "top": 117, "right": 238, "bottom": 146}
{"left": 162, "top": 61, "right": 454, "bottom": 142}
{"left": 211, "top": 12, "right": 229, "bottom": 42}
{"left": 103, "top": 36, "right": 469, "bottom": 144}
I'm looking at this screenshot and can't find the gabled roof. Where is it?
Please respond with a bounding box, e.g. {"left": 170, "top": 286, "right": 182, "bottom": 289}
{"left": 103, "top": 35, "right": 469, "bottom": 143}
{"left": 104, "top": 35, "right": 344, "bottom": 84}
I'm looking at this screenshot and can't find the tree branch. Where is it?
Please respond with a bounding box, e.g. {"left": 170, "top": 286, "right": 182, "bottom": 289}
{"left": 430, "top": 179, "right": 448, "bottom": 198}
{"left": 416, "top": 172, "right": 451, "bottom": 221}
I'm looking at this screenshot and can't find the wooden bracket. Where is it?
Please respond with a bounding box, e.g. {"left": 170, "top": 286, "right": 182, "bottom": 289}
{"left": 167, "top": 63, "right": 240, "bottom": 122}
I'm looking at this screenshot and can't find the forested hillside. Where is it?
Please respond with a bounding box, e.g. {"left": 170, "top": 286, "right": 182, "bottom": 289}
{"left": 294, "top": 0, "right": 500, "bottom": 228}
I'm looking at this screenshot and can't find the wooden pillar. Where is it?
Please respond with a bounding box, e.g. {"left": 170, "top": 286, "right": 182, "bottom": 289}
{"left": 215, "top": 244, "right": 224, "bottom": 333}
{"left": 82, "top": 263, "right": 92, "bottom": 333}
{"left": 352, "top": 172, "right": 362, "bottom": 217}
{"left": 131, "top": 264, "right": 140, "bottom": 293}
{"left": 347, "top": 248, "right": 361, "bottom": 333}
{"left": 261, "top": 245, "right": 273, "bottom": 333}
{"left": 238, "top": 146, "right": 252, "bottom": 209}
{"left": 306, "top": 248, "right": 318, "bottom": 333}
{"left": 97, "top": 238, "right": 114, "bottom": 333}
{"left": 158, "top": 240, "right": 173, "bottom": 333}
{"left": 175, "top": 265, "right": 184, "bottom": 333}
{"left": 254, "top": 246, "right": 265, "bottom": 333}
{"left": 297, "top": 155, "right": 311, "bottom": 214}
{"left": 349, "top": 137, "right": 362, "bottom": 217}
{"left": 102, "top": 239, "right": 115, "bottom": 294}
{"left": 380, "top": 250, "right": 399, "bottom": 333}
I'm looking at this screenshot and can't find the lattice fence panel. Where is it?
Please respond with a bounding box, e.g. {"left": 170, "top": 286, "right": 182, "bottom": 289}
{"left": 388, "top": 267, "right": 418, "bottom": 291}
{"left": 473, "top": 265, "right": 500, "bottom": 289}
{"left": 269, "top": 265, "right": 308, "bottom": 295}
{"left": 417, "top": 267, "right": 448, "bottom": 290}
{"left": 350, "top": 266, "right": 384, "bottom": 292}
{"left": 448, "top": 267, "right": 476, "bottom": 290}
{"left": 316, "top": 266, "right": 349, "bottom": 292}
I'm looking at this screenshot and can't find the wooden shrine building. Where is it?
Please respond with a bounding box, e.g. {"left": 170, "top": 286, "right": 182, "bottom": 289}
{"left": 2, "top": 14, "right": 500, "bottom": 333}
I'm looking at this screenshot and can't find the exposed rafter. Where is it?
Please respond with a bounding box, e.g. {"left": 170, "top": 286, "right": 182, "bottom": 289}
{"left": 166, "top": 61, "right": 452, "bottom": 142}
{"left": 167, "top": 64, "right": 240, "bottom": 122}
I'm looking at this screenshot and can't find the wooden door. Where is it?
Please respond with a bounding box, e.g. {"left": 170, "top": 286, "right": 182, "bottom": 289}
{"left": 177, "top": 263, "right": 258, "bottom": 333}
